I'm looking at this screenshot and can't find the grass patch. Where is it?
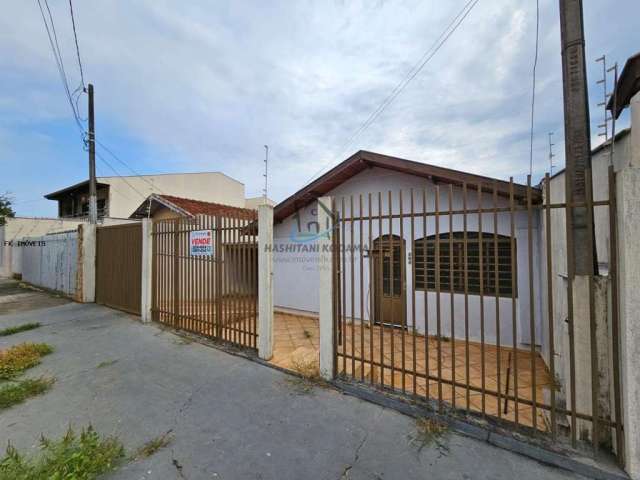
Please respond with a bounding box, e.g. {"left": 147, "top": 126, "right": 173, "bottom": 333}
{"left": 96, "top": 359, "right": 118, "bottom": 369}
{"left": 0, "top": 343, "right": 53, "bottom": 380}
{"left": 0, "top": 425, "right": 125, "bottom": 480}
{"left": 284, "top": 358, "right": 324, "bottom": 395}
{"left": 0, "top": 323, "right": 41, "bottom": 337}
{"left": 0, "top": 377, "right": 54, "bottom": 410}
{"left": 131, "top": 431, "right": 173, "bottom": 460}
{"left": 408, "top": 417, "right": 450, "bottom": 455}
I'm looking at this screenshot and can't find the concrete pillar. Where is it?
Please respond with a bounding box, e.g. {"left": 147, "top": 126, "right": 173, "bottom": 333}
{"left": 141, "top": 219, "right": 153, "bottom": 323}
{"left": 318, "top": 196, "right": 334, "bottom": 381}
{"left": 78, "top": 224, "right": 96, "bottom": 303}
{"left": 258, "top": 204, "right": 274, "bottom": 360}
{"left": 617, "top": 91, "right": 640, "bottom": 479}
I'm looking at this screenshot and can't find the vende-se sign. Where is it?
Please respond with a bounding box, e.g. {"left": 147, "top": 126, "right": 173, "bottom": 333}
{"left": 189, "top": 230, "right": 214, "bottom": 256}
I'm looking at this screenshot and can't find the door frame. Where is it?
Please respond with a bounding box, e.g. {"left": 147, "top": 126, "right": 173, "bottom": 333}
{"left": 370, "top": 234, "right": 406, "bottom": 328}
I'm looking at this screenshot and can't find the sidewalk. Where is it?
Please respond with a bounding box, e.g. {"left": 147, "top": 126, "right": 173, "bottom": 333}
{"left": 0, "top": 301, "right": 585, "bottom": 480}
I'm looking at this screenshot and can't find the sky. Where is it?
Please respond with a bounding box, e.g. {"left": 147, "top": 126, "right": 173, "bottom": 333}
{"left": 1, "top": 0, "right": 638, "bottom": 217}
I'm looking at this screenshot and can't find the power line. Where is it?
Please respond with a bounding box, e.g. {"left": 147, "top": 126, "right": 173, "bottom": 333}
{"left": 36, "top": 0, "right": 84, "bottom": 131}
{"left": 68, "top": 0, "right": 85, "bottom": 89}
{"left": 95, "top": 151, "right": 148, "bottom": 200}
{"left": 95, "top": 140, "right": 167, "bottom": 194}
{"left": 306, "top": 0, "right": 481, "bottom": 183}
{"left": 528, "top": 0, "right": 540, "bottom": 176}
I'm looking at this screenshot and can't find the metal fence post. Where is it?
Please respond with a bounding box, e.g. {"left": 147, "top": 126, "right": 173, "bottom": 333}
{"left": 258, "top": 204, "right": 274, "bottom": 360}
{"left": 318, "top": 196, "right": 335, "bottom": 380}
{"left": 141, "top": 218, "right": 153, "bottom": 323}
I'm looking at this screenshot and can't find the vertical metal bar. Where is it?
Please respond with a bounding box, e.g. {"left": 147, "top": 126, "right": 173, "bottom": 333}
{"left": 423, "top": 188, "right": 430, "bottom": 402}
{"left": 526, "top": 175, "right": 537, "bottom": 432}
{"left": 478, "top": 184, "right": 486, "bottom": 416}
{"left": 448, "top": 185, "right": 456, "bottom": 409}
{"left": 586, "top": 167, "right": 599, "bottom": 453}
{"left": 389, "top": 190, "right": 395, "bottom": 390}
{"left": 608, "top": 165, "right": 624, "bottom": 464}
{"left": 359, "top": 194, "right": 365, "bottom": 381}
{"left": 509, "top": 179, "right": 519, "bottom": 427}
{"left": 545, "top": 174, "right": 557, "bottom": 438}
{"left": 493, "top": 182, "right": 501, "bottom": 418}
{"left": 368, "top": 193, "right": 374, "bottom": 384}
{"left": 152, "top": 221, "right": 157, "bottom": 322}
{"left": 411, "top": 189, "right": 417, "bottom": 396}
{"left": 463, "top": 183, "right": 470, "bottom": 411}
{"left": 435, "top": 185, "right": 443, "bottom": 411}
{"left": 378, "top": 192, "right": 384, "bottom": 388}
{"left": 173, "top": 218, "right": 180, "bottom": 329}
{"left": 332, "top": 197, "right": 339, "bottom": 378}
{"left": 350, "top": 195, "right": 356, "bottom": 378}
{"left": 342, "top": 197, "right": 347, "bottom": 376}
{"left": 399, "top": 190, "right": 406, "bottom": 393}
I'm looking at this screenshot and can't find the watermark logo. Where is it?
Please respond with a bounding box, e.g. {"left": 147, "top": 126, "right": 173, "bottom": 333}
{"left": 289, "top": 199, "right": 338, "bottom": 243}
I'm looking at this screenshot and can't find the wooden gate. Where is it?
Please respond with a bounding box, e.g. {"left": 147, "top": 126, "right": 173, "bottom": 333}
{"left": 96, "top": 223, "right": 142, "bottom": 315}
{"left": 151, "top": 214, "right": 258, "bottom": 350}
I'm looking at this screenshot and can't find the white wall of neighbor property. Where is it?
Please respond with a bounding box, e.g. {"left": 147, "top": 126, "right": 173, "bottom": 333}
{"left": 21, "top": 231, "right": 78, "bottom": 296}
{"left": 273, "top": 167, "right": 544, "bottom": 349}
{"left": 0, "top": 217, "right": 85, "bottom": 278}
{"left": 101, "top": 172, "right": 246, "bottom": 218}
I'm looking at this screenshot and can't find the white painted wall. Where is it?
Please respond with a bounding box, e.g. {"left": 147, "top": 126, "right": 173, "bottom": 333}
{"left": 273, "top": 167, "right": 543, "bottom": 349}
{"left": 0, "top": 217, "right": 85, "bottom": 278}
{"left": 101, "top": 172, "right": 246, "bottom": 218}
{"left": 21, "top": 231, "right": 78, "bottom": 296}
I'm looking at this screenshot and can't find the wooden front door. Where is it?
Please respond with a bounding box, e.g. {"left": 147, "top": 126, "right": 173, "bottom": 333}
{"left": 372, "top": 236, "right": 405, "bottom": 327}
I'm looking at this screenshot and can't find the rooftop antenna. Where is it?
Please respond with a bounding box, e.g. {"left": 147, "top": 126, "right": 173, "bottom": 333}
{"left": 607, "top": 62, "right": 619, "bottom": 167}
{"left": 548, "top": 132, "right": 556, "bottom": 174}
{"left": 263, "top": 145, "right": 269, "bottom": 201}
{"left": 595, "top": 55, "right": 612, "bottom": 145}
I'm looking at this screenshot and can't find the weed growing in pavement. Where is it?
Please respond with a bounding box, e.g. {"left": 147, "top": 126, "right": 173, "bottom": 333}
{"left": 131, "top": 431, "right": 173, "bottom": 460}
{"left": 283, "top": 357, "right": 326, "bottom": 395}
{"left": 96, "top": 359, "right": 119, "bottom": 369}
{"left": 0, "top": 323, "right": 41, "bottom": 337}
{"left": 0, "top": 343, "right": 53, "bottom": 380}
{"left": 408, "top": 417, "right": 450, "bottom": 456}
{"left": 0, "top": 377, "right": 54, "bottom": 410}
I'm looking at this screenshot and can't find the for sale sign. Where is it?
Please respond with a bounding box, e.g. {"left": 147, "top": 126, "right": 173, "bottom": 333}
{"left": 189, "top": 230, "right": 214, "bottom": 256}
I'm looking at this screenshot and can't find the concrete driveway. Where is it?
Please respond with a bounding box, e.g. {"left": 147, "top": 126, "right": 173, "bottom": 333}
{"left": 0, "top": 299, "right": 587, "bottom": 480}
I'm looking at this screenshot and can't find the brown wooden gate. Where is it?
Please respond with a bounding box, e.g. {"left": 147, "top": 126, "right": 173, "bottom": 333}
{"left": 96, "top": 223, "right": 142, "bottom": 315}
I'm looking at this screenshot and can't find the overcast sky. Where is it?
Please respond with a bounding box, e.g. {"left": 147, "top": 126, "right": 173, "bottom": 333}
{"left": 1, "top": 0, "right": 638, "bottom": 217}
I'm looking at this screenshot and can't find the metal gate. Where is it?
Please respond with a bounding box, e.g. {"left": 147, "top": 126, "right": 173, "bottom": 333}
{"left": 151, "top": 214, "right": 258, "bottom": 350}
{"left": 331, "top": 167, "right": 623, "bottom": 460}
{"left": 96, "top": 223, "right": 142, "bottom": 315}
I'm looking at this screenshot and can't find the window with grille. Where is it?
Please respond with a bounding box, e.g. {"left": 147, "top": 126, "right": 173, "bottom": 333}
{"left": 413, "top": 232, "right": 516, "bottom": 297}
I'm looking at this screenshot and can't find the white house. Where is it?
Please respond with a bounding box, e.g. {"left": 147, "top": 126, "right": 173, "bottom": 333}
{"left": 271, "top": 151, "right": 543, "bottom": 350}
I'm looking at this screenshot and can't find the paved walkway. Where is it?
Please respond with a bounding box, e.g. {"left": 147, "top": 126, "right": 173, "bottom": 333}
{"left": 0, "top": 301, "right": 585, "bottom": 479}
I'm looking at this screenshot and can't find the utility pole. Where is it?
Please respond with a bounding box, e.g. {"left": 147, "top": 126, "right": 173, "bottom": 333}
{"left": 559, "top": 0, "right": 596, "bottom": 274}
{"left": 559, "top": 0, "right": 600, "bottom": 454}
{"left": 88, "top": 83, "right": 97, "bottom": 224}
{"left": 263, "top": 145, "right": 269, "bottom": 202}
{"left": 548, "top": 132, "right": 556, "bottom": 174}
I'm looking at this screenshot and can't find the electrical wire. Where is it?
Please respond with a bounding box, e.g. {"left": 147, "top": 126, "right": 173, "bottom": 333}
{"left": 528, "top": 0, "right": 540, "bottom": 176}
{"left": 68, "top": 0, "right": 85, "bottom": 89}
{"left": 95, "top": 151, "right": 148, "bottom": 200}
{"left": 306, "top": 0, "right": 481, "bottom": 183}
{"left": 36, "top": 0, "right": 84, "bottom": 131}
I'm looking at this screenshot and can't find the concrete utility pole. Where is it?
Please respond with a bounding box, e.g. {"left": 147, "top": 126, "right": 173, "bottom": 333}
{"left": 88, "top": 83, "right": 97, "bottom": 224}
{"left": 558, "top": 0, "right": 596, "bottom": 274}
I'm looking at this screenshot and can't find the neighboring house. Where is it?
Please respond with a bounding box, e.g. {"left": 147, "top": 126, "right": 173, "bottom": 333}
{"left": 129, "top": 194, "right": 258, "bottom": 221}
{"left": 271, "top": 150, "right": 543, "bottom": 349}
{"left": 44, "top": 171, "right": 251, "bottom": 220}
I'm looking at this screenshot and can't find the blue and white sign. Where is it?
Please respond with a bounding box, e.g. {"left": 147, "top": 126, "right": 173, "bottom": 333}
{"left": 189, "top": 230, "right": 214, "bottom": 256}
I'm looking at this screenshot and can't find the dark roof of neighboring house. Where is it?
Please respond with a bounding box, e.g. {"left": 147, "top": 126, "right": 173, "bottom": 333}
{"left": 129, "top": 194, "right": 257, "bottom": 220}
{"left": 273, "top": 150, "right": 541, "bottom": 223}
{"left": 608, "top": 51, "right": 640, "bottom": 119}
{"left": 44, "top": 179, "right": 109, "bottom": 200}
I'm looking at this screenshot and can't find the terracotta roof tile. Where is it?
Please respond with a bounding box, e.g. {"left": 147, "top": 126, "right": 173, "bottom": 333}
{"left": 159, "top": 195, "right": 257, "bottom": 220}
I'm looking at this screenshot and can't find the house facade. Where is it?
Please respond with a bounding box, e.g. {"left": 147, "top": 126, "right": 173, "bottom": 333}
{"left": 44, "top": 171, "right": 250, "bottom": 220}
{"left": 271, "top": 151, "right": 544, "bottom": 350}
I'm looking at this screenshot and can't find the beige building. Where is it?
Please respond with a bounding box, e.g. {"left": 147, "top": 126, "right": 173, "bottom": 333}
{"left": 45, "top": 172, "right": 252, "bottom": 220}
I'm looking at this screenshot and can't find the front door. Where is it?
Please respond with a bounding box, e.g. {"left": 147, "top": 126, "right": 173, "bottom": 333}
{"left": 372, "top": 236, "right": 405, "bottom": 327}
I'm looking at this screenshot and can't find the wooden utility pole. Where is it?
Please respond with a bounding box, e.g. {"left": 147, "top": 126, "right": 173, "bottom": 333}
{"left": 88, "top": 83, "right": 97, "bottom": 224}
{"left": 558, "top": 0, "right": 596, "bottom": 274}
